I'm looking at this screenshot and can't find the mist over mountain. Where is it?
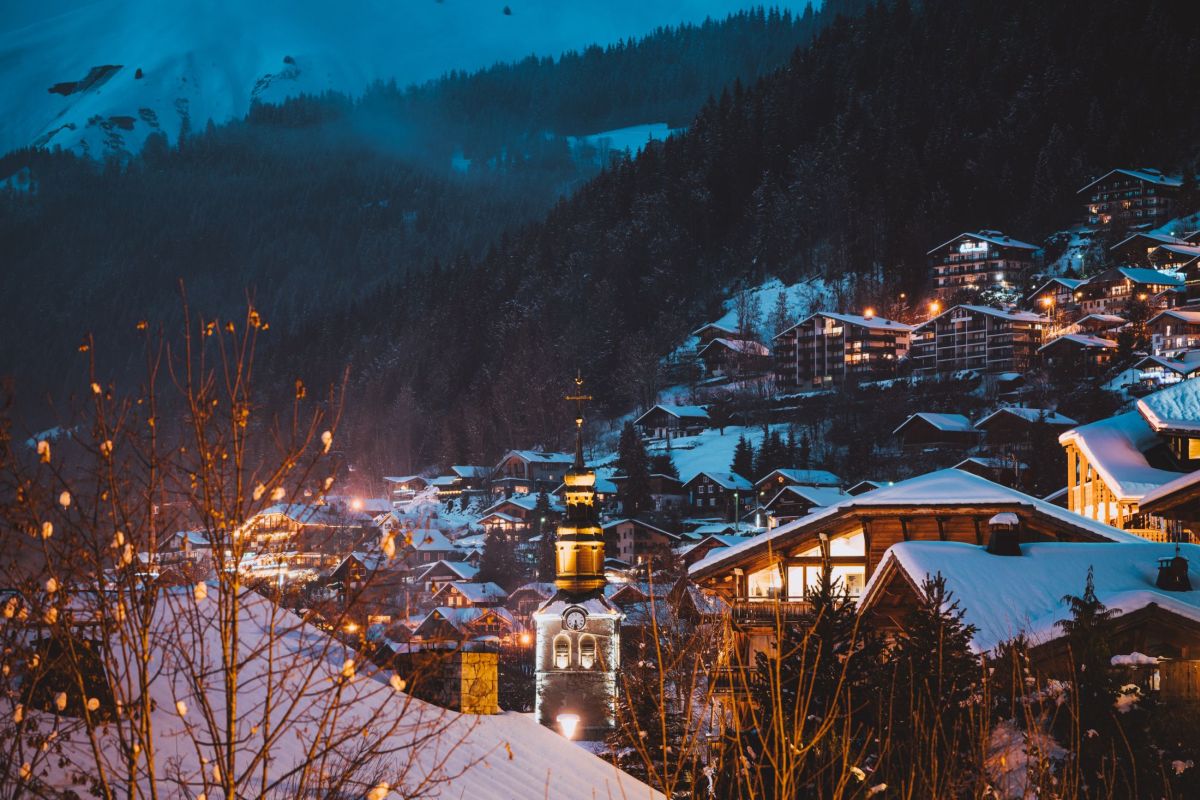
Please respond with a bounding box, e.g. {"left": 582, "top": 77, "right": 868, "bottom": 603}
{"left": 0, "top": 0, "right": 809, "bottom": 158}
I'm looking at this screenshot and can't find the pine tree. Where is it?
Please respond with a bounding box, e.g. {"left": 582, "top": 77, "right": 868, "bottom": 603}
{"left": 731, "top": 435, "right": 755, "bottom": 480}
{"left": 880, "top": 574, "right": 981, "bottom": 796}
{"left": 617, "top": 421, "right": 653, "bottom": 516}
{"left": 1057, "top": 567, "right": 1119, "bottom": 736}
{"left": 531, "top": 492, "right": 556, "bottom": 581}
{"left": 649, "top": 452, "right": 679, "bottom": 479}
{"left": 768, "top": 287, "right": 794, "bottom": 337}
{"left": 477, "top": 527, "right": 520, "bottom": 590}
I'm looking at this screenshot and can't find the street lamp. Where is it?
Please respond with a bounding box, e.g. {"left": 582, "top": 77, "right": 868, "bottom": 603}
{"left": 929, "top": 300, "right": 941, "bottom": 317}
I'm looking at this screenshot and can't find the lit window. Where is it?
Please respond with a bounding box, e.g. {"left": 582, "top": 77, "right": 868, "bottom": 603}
{"left": 554, "top": 634, "right": 571, "bottom": 669}
{"left": 579, "top": 635, "right": 597, "bottom": 669}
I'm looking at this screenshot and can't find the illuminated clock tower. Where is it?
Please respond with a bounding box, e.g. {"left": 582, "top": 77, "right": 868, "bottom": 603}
{"left": 533, "top": 376, "right": 622, "bottom": 739}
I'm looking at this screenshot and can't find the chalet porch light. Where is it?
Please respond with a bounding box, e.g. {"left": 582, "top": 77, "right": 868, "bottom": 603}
{"left": 863, "top": 307, "right": 875, "bottom": 319}
{"left": 557, "top": 713, "right": 581, "bottom": 739}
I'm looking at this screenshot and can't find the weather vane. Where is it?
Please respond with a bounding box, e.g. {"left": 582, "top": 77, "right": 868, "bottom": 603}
{"left": 565, "top": 370, "right": 592, "bottom": 430}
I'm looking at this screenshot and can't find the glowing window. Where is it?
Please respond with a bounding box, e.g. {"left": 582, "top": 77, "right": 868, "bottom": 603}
{"left": 554, "top": 634, "right": 571, "bottom": 669}
{"left": 579, "top": 635, "right": 597, "bottom": 669}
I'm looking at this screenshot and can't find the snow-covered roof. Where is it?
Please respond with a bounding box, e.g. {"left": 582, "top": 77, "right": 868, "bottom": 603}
{"left": 1078, "top": 168, "right": 1182, "bottom": 193}
{"left": 892, "top": 412, "right": 976, "bottom": 435}
{"left": 927, "top": 231, "right": 1038, "bottom": 255}
{"left": 252, "top": 503, "right": 371, "bottom": 526}
{"left": 1027, "top": 277, "right": 1086, "bottom": 298}
{"left": 479, "top": 511, "right": 522, "bottom": 524}
{"left": 1140, "top": 468, "right": 1200, "bottom": 511}
{"left": 439, "top": 582, "right": 508, "bottom": 604}
{"left": 919, "top": 305, "right": 1049, "bottom": 329}
{"left": 975, "top": 407, "right": 1078, "bottom": 428}
{"left": 481, "top": 493, "right": 564, "bottom": 515}
{"left": 776, "top": 312, "right": 914, "bottom": 339}
{"left": 1110, "top": 231, "right": 1190, "bottom": 250}
{"left": 1148, "top": 308, "right": 1200, "bottom": 326}
{"left": 508, "top": 582, "right": 557, "bottom": 599}
{"left": 1087, "top": 266, "right": 1185, "bottom": 287}
{"left": 450, "top": 465, "right": 491, "bottom": 479}
{"left": 417, "top": 606, "right": 516, "bottom": 634}
{"left": 847, "top": 480, "right": 883, "bottom": 495}
{"left": 698, "top": 338, "right": 769, "bottom": 357}
{"left": 1133, "top": 355, "right": 1200, "bottom": 376}
{"left": 1157, "top": 243, "right": 1200, "bottom": 260}
{"left": 1059, "top": 411, "right": 1184, "bottom": 501}
{"left": 1138, "top": 379, "right": 1200, "bottom": 434}
{"left": 690, "top": 321, "right": 740, "bottom": 337}
{"left": 600, "top": 518, "right": 679, "bottom": 539}
{"left": 414, "top": 559, "right": 480, "bottom": 582}
{"left": 384, "top": 475, "right": 427, "bottom": 485}
{"left": 765, "top": 485, "right": 850, "bottom": 509}
{"left": 755, "top": 468, "right": 842, "bottom": 488}
{"left": 409, "top": 529, "right": 454, "bottom": 551}
{"left": 633, "top": 404, "right": 710, "bottom": 425}
{"left": 954, "top": 457, "right": 1028, "bottom": 471}
{"left": 684, "top": 471, "right": 753, "bottom": 491}
{"left": 430, "top": 475, "right": 461, "bottom": 487}
{"left": 1076, "top": 313, "right": 1126, "bottom": 326}
{"left": 14, "top": 589, "right": 658, "bottom": 799}
{"left": 498, "top": 450, "right": 575, "bottom": 465}
{"left": 862, "top": 540, "right": 1200, "bottom": 653}
{"left": 1038, "top": 333, "right": 1117, "bottom": 352}
{"left": 690, "top": 469, "right": 1142, "bottom": 578}
{"left": 174, "top": 530, "right": 211, "bottom": 547}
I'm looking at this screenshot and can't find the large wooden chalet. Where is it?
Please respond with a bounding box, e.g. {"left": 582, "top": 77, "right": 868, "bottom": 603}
{"left": 773, "top": 312, "right": 912, "bottom": 392}
{"left": 1079, "top": 168, "right": 1181, "bottom": 230}
{"left": 491, "top": 450, "right": 574, "bottom": 496}
{"left": 683, "top": 471, "right": 754, "bottom": 521}
{"left": 927, "top": 231, "right": 1038, "bottom": 299}
{"left": 688, "top": 469, "right": 1140, "bottom": 679}
{"left": 633, "top": 404, "right": 710, "bottom": 440}
{"left": 910, "top": 305, "right": 1048, "bottom": 377}
{"left": 1076, "top": 266, "right": 1183, "bottom": 315}
{"left": 1148, "top": 308, "right": 1200, "bottom": 356}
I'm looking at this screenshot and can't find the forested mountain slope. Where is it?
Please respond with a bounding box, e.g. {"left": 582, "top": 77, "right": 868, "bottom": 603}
{"left": 272, "top": 0, "right": 1200, "bottom": 473}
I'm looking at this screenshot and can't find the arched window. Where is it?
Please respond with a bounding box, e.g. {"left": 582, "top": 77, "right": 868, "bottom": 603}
{"left": 554, "top": 634, "right": 571, "bottom": 669}
{"left": 579, "top": 635, "right": 597, "bottom": 669}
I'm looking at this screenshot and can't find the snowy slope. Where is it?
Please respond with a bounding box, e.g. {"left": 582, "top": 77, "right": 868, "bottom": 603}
{"left": 11, "top": 588, "right": 660, "bottom": 798}
{"left": 0, "top": 0, "right": 801, "bottom": 158}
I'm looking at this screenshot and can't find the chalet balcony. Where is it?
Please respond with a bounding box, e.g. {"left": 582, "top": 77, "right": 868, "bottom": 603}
{"left": 710, "top": 665, "right": 760, "bottom": 693}
{"left": 731, "top": 598, "right": 813, "bottom": 626}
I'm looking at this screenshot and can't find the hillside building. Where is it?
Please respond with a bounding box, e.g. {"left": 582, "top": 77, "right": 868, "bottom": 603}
{"left": 927, "top": 231, "right": 1038, "bottom": 299}
{"left": 910, "top": 305, "right": 1049, "bottom": 377}
{"left": 1079, "top": 168, "right": 1181, "bottom": 230}
{"left": 772, "top": 312, "right": 912, "bottom": 392}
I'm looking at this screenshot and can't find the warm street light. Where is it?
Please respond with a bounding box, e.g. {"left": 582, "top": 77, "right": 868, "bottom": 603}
{"left": 929, "top": 300, "right": 941, "bottom": 316}
{"left": 863, "top": 307, "right": 875, "bottom": 319}
{"left": 350, "top": 497, "right": 364, "bottom": 511}
{"left": 557, "top": 713, "right": 580, "bottom": 739}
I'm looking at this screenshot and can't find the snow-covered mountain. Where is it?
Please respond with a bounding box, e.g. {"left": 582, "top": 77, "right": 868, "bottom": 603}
{"left": 0, "top": 0, "right": 800, "bottom": 158}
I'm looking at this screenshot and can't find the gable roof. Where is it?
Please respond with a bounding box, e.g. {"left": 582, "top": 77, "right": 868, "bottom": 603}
{"left": 413, "top": 559, "right": 479, "bottom": 581}
{"left": 250, "top": 503, "right": 372, "bottom": 527}
{"left": 1076, "top": 313, "right": 1126, "bottom": 326}
{"left": 383, "top": 475, "right": 427, "bottom": 485}
{"left": 408, "top": 528, "right": 454, "bottom": 551}
{"left": 927, "top": 231, "right": 1038, "bottom": 254}
{"left": 918, "top": 304, "right": 1050, "bottom": 329}
{"left": 1138, "top": 379, "right": 1200, "bottom": 434}
{"left": 1078, "top": 168, "right": 1182, "bottom": 194}
{"left": 1087, "top": 266, "right": 1185, "bottom": 287}
{"left": 861, "top": 540, "right": 1200, "bottom": 653}
{"left": 683, "top": 471, "right": 753, "bottom": 491}
{"left": 1038, "top": 333, "right": 1117, "bottom": 352}
{"left": 633, "top": 404, "right": 710, "bottom": 426}
{"left": 892, "top": 412, "right": 976, "bottom": 435}
{"left": 690, "top": 321, "right": 740, "bottom": 337}
{"left": 847, "top": 480, "right": 884, "bottom": 495}
{"left": 1059, "top": 411, "right": 1184, "bottom": 501}
{"left": 1135, "top": 355, "right": 1200, "bottom": 376}
{"left": 764, "top": 484, "right": 851, "bottom": 509}
{"left": 1026, "top": 277, "right": 1086, "bottom": 299}
{"left": 1148, "top": 308, "right": 1200, "bottom": 326}
{"left": 690, "top": 469, "right": 1141, "bottom": 579}
{"left": 497, "top": 450, "right": 575, "bottom": 466}
{"left": 755, "top": 468, "right": 842, "bottom": 488}
{"left": 436, "top": 581, "right": 508, "bottom": 604}
{"left": 975, "top": 407, "right": 1078, "bottom": 429}
{"left": 601, "top": 518, "right": 680, "bottom": 540}
{"left": 1110, "top": 231, "right": 1191, "bottom": 250}
{"left": 698, "top": 338, "right": 770, "bottom": 357}
{"left": 451, "top": 465, "right": 491, "bottom": 479}
{"left": 776, "top": 312, "right": 914, "bottom": 339}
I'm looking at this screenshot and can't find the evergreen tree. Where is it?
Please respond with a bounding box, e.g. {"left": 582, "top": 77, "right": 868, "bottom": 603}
{"left": 617, "top": 421, "right": 653, "bottom": 516}
{"left": 1056, "top": 567, "right": 1119, "bottom": 739}
{"left": 731, "top": 434, "right": 755, "bottom": 480}
{"left": 798, "top": 432, "right": 812, "bottom": 469}
{"left": 531, "top": 491, "right": 556, "bottom": 581}
{"left": 477, "top": 527, "right": 520, "bottom": 590}
{"left": 880, "top": 574, "right": 981, "bottom": 796}
{"left": 649, "top": 452, "right": 679, "bottom": 479}
{"left": 767, "top": 287, "right": 795, "bottom": 337}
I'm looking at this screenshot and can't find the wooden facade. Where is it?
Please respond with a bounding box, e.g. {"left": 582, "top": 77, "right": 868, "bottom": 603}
{"left": 773, "top": 312, "right": 912, "bottom": 392}
{"left": 927, "top": 231, "right": 1038, "bottom": 299}
{"left": 910, "top": 305, "right": 1049, "bottom": 377}
{"left": 1079, "top": 168, "right": 1181, "bottom": 230}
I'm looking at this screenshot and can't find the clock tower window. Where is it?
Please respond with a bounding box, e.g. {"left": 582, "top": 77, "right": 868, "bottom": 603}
{"left": 554, "top": 634, "right": 571, "bottom": 669}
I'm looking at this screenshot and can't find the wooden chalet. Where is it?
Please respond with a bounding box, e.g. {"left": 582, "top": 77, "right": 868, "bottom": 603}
{"left": 633, "top": 404, "right": 710, "bottom": 440}
{"left": 697, "top": 337, "right": 771, "bottom": 379}
{"left": 753, "top": 468, "right": 842, "bottom": 505}
{"left": 859, "top": 540, "right": 1200, "bottom": 678}
{"left": 1079, "top": 168, "right": 1181, "bottom": 230}
{"left": 1076, "top": 266, "right": 1183, "bottom": 316}
{"left": 691, "top": 321, "right": 745, "bottom": 348}
{"left": 491, "top": 450, "right": 574, "bottom": 496}
{"left": 910, "top": 305, "right": 1049, "bottom": 377}
{"left": 682, "top": 471, "right": 754, "bottom": 521}
{"left": 847, "top": 480, "right": 884, "bottom": 496}
{"left": 610, "top": 472, "right": 686, "bottom": 514}
{"left": 927, "top": 231, "right": 1038, "bottom": 299}
{"left": 1026, "top": 277, "right": 1086, "bottom": 317}
{"left": 1133, "top": 354, "right": 1200, "bottom": 390}
{"left": 383, "top": 475, "right": 429, "bottom": 502}
{"left": 1038, "top": 333, "right": 1117, "bottom": 372}
{"left": 431, "top": 581, "right": 508, "bottom": 609}
{"left": 601, "top": 518, "right": 680, "bottom": 567}
{"left": 506, "top": 582, "right": 557, "bottom": 622}
{"left": 772, "top": 312, "right": 912, "bottom": 392}
{"left": 755, "top": 484, "right": 850, "bottom": 530}
{"left": 688, "top": 469, "right": 1141, "bottom": 685}
{"left": 413, "top": 606, "right": 517, "bottom": 643}
{"left": 1058, "top": 381, "right": 1200, "bottom": 538}
{"left": 1148, "top": 308, "right": 1200, "bottom": 356}
{"left": 1110, "top": 231, "right": 1200, "bottom": 279}
{"left": 952, "top": 456, "right": 1025, "bottom": 488}
{"left": 974, "top": 407, "right": 1078, "bottom": 445}
{"left": 410, "top": 559, "right": 479, "bottom": 597}
{"left": 892, "top": 412, "right": 980, "bottom": 449}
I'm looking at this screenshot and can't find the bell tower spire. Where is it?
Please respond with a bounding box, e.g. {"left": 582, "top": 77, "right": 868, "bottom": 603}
{"left": 556, "top": 373, "right": 605, "bottom": 595}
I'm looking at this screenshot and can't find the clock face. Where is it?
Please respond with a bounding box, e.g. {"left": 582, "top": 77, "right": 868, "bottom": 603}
{"left": 563, "top": 607, "right": 588, "bottom": 631}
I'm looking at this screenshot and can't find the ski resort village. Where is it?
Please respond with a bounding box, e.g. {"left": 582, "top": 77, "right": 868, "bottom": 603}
{"left": 7, "top": 0, "right": 1200, "bottom": 795}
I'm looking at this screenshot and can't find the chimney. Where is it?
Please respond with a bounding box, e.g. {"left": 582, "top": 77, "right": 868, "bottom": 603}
{"left": 985, "top": 512, "right": 1022, "bottom": 556}
{"left": 1156, "top": 550, "right": 1192, "bottom": 592}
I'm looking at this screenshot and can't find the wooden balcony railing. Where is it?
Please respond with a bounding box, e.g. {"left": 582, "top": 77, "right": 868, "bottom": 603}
{"left": 731, "top": 599, "right": 813, "bottom": 626}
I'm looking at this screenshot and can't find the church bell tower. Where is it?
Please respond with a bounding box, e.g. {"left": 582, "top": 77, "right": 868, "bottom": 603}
{"left": 533, "top": 375, "right": 622, "bottom": 739}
